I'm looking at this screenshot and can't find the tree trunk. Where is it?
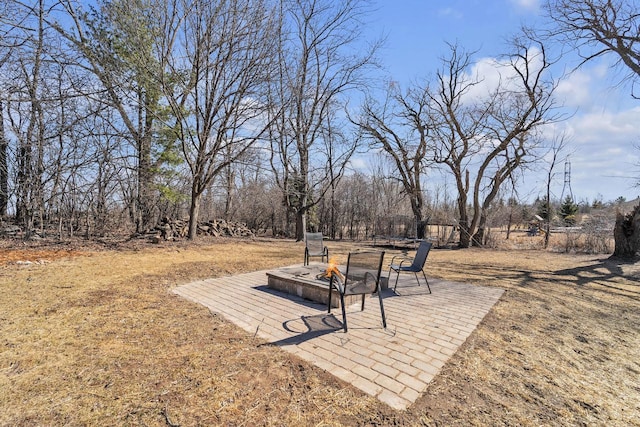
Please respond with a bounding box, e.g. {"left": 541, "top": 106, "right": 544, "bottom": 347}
{"left": 506, "top": 205, "right": 513, "bottom": 240}
{"left": 456, "top": 171, "right": 471, "bottom": 247}
{"left": 137, "top": 153, "right": 152, "bottom": 233}
{"left": 544, "top": 199, "right": 551, "bottom": 249}
{"left": 188, "top": 185, "right": 202, "bottom": 240}
{"left": 416, "top": 220, "right": 427, "bottom": 240}
{"left": 473, "top": 227, "right": 485, "bottom": 247}
{"left": 473, "top": 211, "right": 490, "bottom": 246}
{"left": 458, "top": 198, "right": 471, "bottom": 248}
{"left": 16, "top": 140, "right": 32, "bottom": 228}
{"left": 613, "top": 204, "right": 640, "bottom": 259}
{"left": 0, "top": 100, "right": 7, "bottom": 217}
{"left": 136, "top": 96, "right": 154, "bottom": 234}
{"left": 459, "top": 221, "right": 471, "bottom": 248}
{"left": 224, "top": 163, "right": 233, "bottom": 221}
{"left": 295, "top": 208, "right": 306, "bottom": 242}
{"left": 330, "top": 190, "right": 336, "bottom": 240}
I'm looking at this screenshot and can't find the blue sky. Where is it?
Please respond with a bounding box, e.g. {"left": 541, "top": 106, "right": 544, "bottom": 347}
{"left": 356, "top": 0, "right": 640, "bottom": 204}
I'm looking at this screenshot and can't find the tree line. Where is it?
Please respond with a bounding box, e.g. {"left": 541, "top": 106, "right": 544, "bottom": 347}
{"left": 0, "top": 0, "right": 638, "bottom": 253}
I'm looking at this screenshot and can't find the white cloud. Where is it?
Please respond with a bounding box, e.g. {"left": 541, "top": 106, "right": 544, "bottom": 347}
{"left": 544, "top": 107, "right": 640, "bottom": 201}
{"left": 460, "top": 47, "right": 545, "bottom": 103}
{"left": 554, "top": 60, "right": 627, "bottom": 112}
{"left": 567, "top": 108, "right": 640, "bottom": 145}
{"left": 435, "top": 47, "right": 640, "bottom": 202}
{"left": 509, "top": 0, "right": 540, "bottom": 12}
{"left": 556, "top": 70, "right": 593, "bottom": 109}
{"left": 437, "top": 7, "right": 463, "bottom": 19}
{"left": 464, "top": 57, "right": 503, "bottom": 100}
{"left": 348, "top": 156, "right": 369, "bottom": 171}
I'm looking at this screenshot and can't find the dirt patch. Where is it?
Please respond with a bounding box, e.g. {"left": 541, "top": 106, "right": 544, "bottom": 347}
{"left": 0, "top": 237, "right": 638, "bottom": 425}
{"left": 0, "top": 248, "right": 84, "bottom": 266}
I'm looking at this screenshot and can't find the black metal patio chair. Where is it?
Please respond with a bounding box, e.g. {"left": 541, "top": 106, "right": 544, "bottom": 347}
{"left": 328, "top": 250, "right": 386, "bottom": 332}
{"left": 388, "top": 240, "right": 432, "bottom": 293}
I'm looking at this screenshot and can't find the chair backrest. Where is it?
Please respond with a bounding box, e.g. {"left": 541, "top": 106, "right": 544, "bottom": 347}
{"left": 305, "top": 232, "right": 325, "bottom": 255}
{"left": 344, "top": 251, "right": 385, "bottom": 294}
{"left": 411, "top": 241, "right": 432, "bottom": 269}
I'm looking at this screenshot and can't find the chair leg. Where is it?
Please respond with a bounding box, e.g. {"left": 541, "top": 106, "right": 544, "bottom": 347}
{"left": 422, "top": 270, "right": 431, "bottom": 294}
{"left": 377, "top": 286, "right": 387, "bottom": 329}
{"left": 340, "top": 293, "right": 348, "bottom": 332}
{"left": 393, "top": 269, "right": 401, "bottom": 291}
{"left": 328, "top": 281, "right": 333, "bottom": 313}
{"left": 361, "top": 294, "right": 365, "bottom": 311}
{"left": 413, "top": 272, "right": 421, "bottom": 287}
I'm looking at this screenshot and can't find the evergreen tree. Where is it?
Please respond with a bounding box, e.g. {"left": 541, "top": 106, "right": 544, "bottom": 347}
{"left": 559, "top": 196, "right": 578, "bottom": 225}
{"left": 536, "top": 196, "right": 551, "bottom": 221}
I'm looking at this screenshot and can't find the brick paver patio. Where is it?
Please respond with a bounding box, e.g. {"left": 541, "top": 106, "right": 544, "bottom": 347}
{"left": 173, "top": 265, "right": 504, "bottom": 410}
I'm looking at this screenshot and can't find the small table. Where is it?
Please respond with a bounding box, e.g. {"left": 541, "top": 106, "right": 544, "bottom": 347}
{"left": 266, "top": 264, "right": 387, "bottom": 308}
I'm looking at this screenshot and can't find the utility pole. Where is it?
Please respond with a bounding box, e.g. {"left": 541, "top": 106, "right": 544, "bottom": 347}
{"left": 560, "top": 156, "right": 574, "bottom": 201}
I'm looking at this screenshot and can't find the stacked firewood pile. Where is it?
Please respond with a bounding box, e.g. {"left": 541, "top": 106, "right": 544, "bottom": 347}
{"left": 154, "top": 217, "right": 254, "bottom": 241}
{"left": 1, "top": 224, "right": 22, "bottom": 237}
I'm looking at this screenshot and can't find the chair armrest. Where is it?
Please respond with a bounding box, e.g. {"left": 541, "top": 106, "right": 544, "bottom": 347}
{"left": 329, "top": 273, "right": 344, "bottom": 294}
{"left": 398, "top": 259, "right": 412, "bottom": 268}
{"left": 390, "top": 254, "right": 412, "bottom": 266}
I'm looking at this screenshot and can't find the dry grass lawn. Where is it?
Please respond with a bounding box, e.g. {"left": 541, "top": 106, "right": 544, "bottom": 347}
{"left": 0, "top": 236, "right": 638, "bottom": 426}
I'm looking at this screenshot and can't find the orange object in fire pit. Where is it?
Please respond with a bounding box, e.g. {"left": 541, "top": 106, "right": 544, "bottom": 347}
{"left": 317, "top": 257, "right": 345, "bottom": 282}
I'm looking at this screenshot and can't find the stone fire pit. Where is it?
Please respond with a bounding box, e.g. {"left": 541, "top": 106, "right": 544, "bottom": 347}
{"left": 266, "top": 264, "right": 388, "bottom": 308}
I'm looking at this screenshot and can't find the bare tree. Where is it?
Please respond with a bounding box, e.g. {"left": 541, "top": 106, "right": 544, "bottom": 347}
{"left": 0, "top": 98, "right": 6, "bottom": 217}
{"left": 268, "top": 0, "right": 377, "bottom": 241}
{"left": 543, "top": 0, "right": 640, "bottom": 257}
{"left": 3, "top": 0, "right": 50, "bottom": 234}
{"left": 1, "top": 0, "right": 121, "bottom": 236}
{"left": 0, "top": 1, "right": 13, "bottom": 218}
{"left": 159, "top": 0, "right": 278, "bottom": 239}
{"left": 356, "top": 39, "right": 562, "bottom": 247}
{"left": 354, "top": 82, "right": 432, "bottom": 239}
{"left": 428, "top": 40, "right": 562, "bottom": 247}
{"left": 543, "top": 0, "right": 640, "bottom": 97}
{"left": 224, "top": 149, "right": 281, "bottom": 234}
{"left": 542, "top": 133, "right": 570, "bottom": 248}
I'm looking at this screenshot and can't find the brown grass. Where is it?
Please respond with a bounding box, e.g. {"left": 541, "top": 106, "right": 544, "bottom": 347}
{"left": 0, "top": 237, "right": 638, "bottom": 426}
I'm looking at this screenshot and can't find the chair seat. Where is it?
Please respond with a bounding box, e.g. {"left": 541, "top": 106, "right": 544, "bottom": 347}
{"left": 307, "top": 251, "right": 326, "bottom": 256}
{"left": 343, "top": 281, "right": 376, "bottom": 296}
{"left": 390, "top": 264, "right": 419, "bottom": 272}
